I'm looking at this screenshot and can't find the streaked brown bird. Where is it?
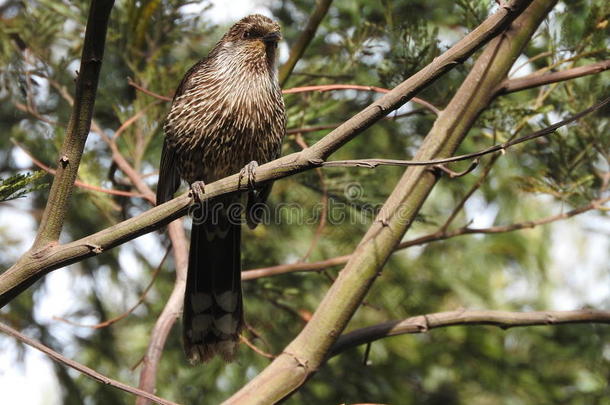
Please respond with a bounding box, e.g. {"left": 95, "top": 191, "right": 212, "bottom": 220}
{"left": 156, "top": 14, "right": 285, "bottom": 363}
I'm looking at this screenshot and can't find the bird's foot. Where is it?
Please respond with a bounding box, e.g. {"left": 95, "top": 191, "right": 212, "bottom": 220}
{"left": 190, "top": 181, "right": 206, "bottom": 203}
{"left": 239, "top": 161, "right": 258, "bottom": 191}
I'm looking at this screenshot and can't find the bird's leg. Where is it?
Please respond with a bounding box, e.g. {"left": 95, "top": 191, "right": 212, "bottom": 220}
{"left": 190, "top": 180, "right": 206, "bottom": 203}
{"left": 238, "top": 161, "right": 258, "bottom": 191}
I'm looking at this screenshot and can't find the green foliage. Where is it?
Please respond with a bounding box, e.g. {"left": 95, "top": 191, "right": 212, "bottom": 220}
{"left": 0, "top": 0, "right": 608, "bottom": 404}
{"left": 0, "top": 171, "right": 47, "bottom": 202}
{"left": 377, "top": 19, "right": 441, "bottom": 88}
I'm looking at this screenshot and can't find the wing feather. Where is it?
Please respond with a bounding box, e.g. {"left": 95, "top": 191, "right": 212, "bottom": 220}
{"left": 156, "top": 138, "right": 181, "bottom": 205}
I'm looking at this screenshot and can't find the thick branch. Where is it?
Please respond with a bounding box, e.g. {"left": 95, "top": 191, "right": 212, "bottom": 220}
{"left": 328, "top": 309, "right": 610, "bottom": 358}
{"left": 33, "top": 0, "right": 114, "bottom": 247}
{"left": 0, "top": 0, "right": 535, "bottom": 307}
{"left": 0, "top": 321, "right": 179, "bottom": 405}
{"left": 278, "top": 0, "right": 333, "bottom": 86}
{"left": 225, "top": 1, "right": 549, "bottom": 403}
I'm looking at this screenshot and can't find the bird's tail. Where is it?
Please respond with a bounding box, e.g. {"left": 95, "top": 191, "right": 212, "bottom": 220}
{"left": 183, "top": 205, "right": 243, "bottom": 363}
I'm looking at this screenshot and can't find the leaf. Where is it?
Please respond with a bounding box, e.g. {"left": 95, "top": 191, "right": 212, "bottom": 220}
{"left": 0, "top": 171, "right": 48, "bottom": 202}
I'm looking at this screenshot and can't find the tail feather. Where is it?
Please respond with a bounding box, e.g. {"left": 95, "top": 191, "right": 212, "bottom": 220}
{"left": 183, "top": 208, "right": 243, "bottom": 363}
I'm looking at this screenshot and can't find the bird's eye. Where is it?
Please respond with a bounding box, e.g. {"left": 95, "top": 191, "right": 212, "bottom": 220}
{"left": 242, "top": 31, "right": 252, "bottom": 39}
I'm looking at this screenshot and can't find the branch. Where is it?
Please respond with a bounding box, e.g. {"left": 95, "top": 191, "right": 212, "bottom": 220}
{"left": 278, "top": 0, "right": 333, "bottom": 86}
{"left": 240, "top": 335, "right": 276, "bottom": 360}
{"left": 32, "top": 0, "right": 114, "bottom": 247}
{"left": 0, "top": 0, "right": 535, "bottom": 307}
{"left": 283, "top": 84, "right": 440, "bottom": 114}
{"left": 136, "top": 219, "right": 188, "bottom": 405}
{"left": 497, "top": 59, "right": 610, "bottom": 94}
{"left": 12, "top": 140, "right": 145, "bottom": 199}
{"left": 0, "top": 321, "right": 180, "bottom": 405}
{"left": 318, "top": 97, "right": 609, "bottom": 169}
{"left": 225, "top": 1, "right": 547, "bottom": 403}
{"left": 54, "top": 247, "right": 169, "bottom": 329}
{"left": 127, "top": 78, "right": 172, "bottom": 101}
{"left": 242, "top": 196, "right": 609, "bottom": 280}
{"left": 328, "top": 309, "right": 610, "bottom": 358}
{"left": 127, "top": 80, "right": 441, "bottom": 116}
{"left": 112, "top": 100, "right": 163, "bottom": 140}
{"left": 90, "top": 113, "right": 189, "bottom": 404}
{"left": 294, "top": 134, "right": 328, "bottom": 261}
{"left": 13, "top": 101, "right": 57, "bottom": 126}
{"left": 286, "top": 109, "right": 430, "bottom": 135}
{"left": 42, "top": 74, "right": 188, "bottom": 402}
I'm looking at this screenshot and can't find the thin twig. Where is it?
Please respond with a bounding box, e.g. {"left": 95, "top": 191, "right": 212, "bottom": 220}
{"left": 0, "top": 321, "right": 180, "bottom": 405}
{"left": 240, "top": 335, "right": 276, "bottom": 359}
{"left": 439, "top": 117, "right": 533, "bottom": 231}
{"left": 286, "top": 109, "right": 429, "bottom": 135}
{"left": 113, "top": 100, "right": 163, "bottom": 140}
{"left": 128, "top": 78, "right": 441, "bottom": 116}
{"left": 320, "top": 96, "right": 610, "bottom": 169}
{"left": 283, "top": 84, "right": 440, "bottom": 115}
{"left": 294, "top": 134, "right": 328, "bottom": 261}
{"left": 12, "top": 140, "right": 145, "bottom": 199}
{"left": 242, "top": 196, "right": 609, "bottom": 281}
{"left": 128, "top": 78, "right": 172, "bottom": 101}
{"left": 54, "top": 247, "right": 170, "bottom": 329}
{"left": 13, "top": 101, "right": 57, "bottom": 126}
{"left": 509, "top": 50, "right": 552, "bottom": 76}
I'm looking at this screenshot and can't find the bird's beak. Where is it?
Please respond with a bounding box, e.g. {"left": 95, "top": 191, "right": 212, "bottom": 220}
{"left": 262, "top": 31, "right": 281, "bottom": 43}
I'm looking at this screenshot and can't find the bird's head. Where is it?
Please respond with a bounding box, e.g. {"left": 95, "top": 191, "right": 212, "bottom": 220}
{"left": 213, "top": 14, "right": 282, "bottom": 74}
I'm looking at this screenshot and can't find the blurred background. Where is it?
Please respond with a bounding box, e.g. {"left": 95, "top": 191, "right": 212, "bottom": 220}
{"left": 0, "top": 0, "right": 608, "bottom": 404}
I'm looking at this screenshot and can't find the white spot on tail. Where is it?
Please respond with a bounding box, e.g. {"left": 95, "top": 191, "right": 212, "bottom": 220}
{"left": 214, "top": 313, "right": 239, "bottom": 334}
{"left": 216, "top": 291, "right": 238, "bottom": 312}
{"left": 190, "top": 293, "right": 213, "bottom": 312}
{"left": 192, "top": 314, "right": 214, "bottom": 332}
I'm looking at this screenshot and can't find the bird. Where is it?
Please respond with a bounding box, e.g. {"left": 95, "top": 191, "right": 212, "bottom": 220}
{"left": 156, "top": 14, "right": 286, "bottom": 363}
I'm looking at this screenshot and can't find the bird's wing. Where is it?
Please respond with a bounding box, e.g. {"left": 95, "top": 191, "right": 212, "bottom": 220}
{"left": 157, "top": 58, "right": 211, "bottom": 206}
{"left": 156, "top": 137, "right": 181, "bottom": 205}
{"left": 173, "top": 58, "right": 209, "bottom": 100}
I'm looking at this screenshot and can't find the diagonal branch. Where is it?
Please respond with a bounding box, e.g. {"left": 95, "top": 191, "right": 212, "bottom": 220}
{"left": 496, "top": 59, "right": 610, "bottom": 94}
{"left": 0, "top": 321, "right": 180, "bottom": 405}
{"left": 318, "top": 97, "right": 609, "bottom": 168}
{"left": 278, "top": 0, "right": 334, "bottom": 86}
{"left": 224, "top": 0, "right": 548, "bottom": 403}
{"left": 283, "top": 84, "right": 440, "bottom": 114}
{"left": 0, "top": 0, "right": 536, "bottom": 308}
{"left": 328, "top": 309, "right": 610, "bottom": 358}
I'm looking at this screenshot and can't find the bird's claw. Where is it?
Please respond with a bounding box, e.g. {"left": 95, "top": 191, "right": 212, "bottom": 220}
{"left": 190, "top": 181, "right": 206, "bottom": 202}
{"left": 239, "top": 161, "right": 258, "bottom": 190}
